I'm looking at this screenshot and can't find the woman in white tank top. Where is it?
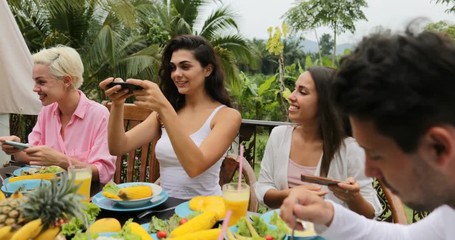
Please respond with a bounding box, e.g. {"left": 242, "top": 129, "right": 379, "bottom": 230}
{"left": 100, "top": 35, "right": 241, "bottom": 199}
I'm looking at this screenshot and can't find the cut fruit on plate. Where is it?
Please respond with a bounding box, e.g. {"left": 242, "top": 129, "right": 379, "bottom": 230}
{"left": 102, "top": 182, "right": 162, "bottom": 208}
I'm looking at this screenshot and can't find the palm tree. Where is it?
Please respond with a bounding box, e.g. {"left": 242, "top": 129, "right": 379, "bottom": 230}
{"left": 146, "top": 0, "right": 258, "bottom": 86}
{"left": 8, "top": 0, "right": 161, "bottom": 100}
{"left": 9, "top": 0, "right": 256, "bottom": 98}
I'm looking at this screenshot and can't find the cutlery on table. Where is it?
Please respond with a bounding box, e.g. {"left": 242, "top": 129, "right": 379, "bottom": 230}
{"left": 290, "top": 219, "right": 305, "bottom": 240}
{"left": 137, "top": 206, "right": 177, "bottom": 219}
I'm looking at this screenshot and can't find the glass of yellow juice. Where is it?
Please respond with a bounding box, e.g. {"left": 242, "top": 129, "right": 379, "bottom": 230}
{"left": 68, "top": 165, "right": 92, "bottom": 202}
{"left": 222, "top": 182, "right": 250, "bottom": 226}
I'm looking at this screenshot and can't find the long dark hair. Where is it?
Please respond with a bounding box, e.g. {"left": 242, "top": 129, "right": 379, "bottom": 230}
{"left": 158, "top": 35, "right": 232, "bottom": 111}
{"left": 308, "top": 66, "right": 346, "bottom": 177}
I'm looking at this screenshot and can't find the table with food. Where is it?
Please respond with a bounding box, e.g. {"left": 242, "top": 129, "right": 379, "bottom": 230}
{"left": 0, "top": 164, "right": 325, "bottom": 240}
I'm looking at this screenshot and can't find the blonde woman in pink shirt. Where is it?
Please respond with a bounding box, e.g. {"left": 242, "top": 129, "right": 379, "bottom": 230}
{"left": 0, "top": 46, "right": 116, "bottom": 183}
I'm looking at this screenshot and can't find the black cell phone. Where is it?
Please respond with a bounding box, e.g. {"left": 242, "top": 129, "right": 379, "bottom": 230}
{"left": 106, "top": 82, "right": 144, "bottom": 93}
{"left": 300, "top": 174, "right": 341, "bottom": 186}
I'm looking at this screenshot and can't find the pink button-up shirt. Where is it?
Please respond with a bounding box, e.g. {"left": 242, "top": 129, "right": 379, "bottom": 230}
{"left": 28, "top": 91, "right": 116, "bottom": 183}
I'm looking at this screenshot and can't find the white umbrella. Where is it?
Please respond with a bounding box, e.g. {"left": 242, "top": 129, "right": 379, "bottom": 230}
{"left": 0, "top": 0, "right": 42, "bottom": 164}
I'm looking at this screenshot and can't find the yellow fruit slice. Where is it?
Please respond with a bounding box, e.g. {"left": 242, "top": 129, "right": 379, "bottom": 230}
{"left": 8, "top": 173, "right": 56, "bottom": 183}
{"left": 188, "top": 196, "right": 205, "bottom": 210}
{"left": 188, "top": 195, "right": 226, "bottom": 220}
{"left": 89, "top": 218, "right": 121, "bottom": 233}
{"left": 102, "top": 191, "right": 121, "bottom": 200}
{"left": 126, "top": 222, "right": 152, "bottom": 240}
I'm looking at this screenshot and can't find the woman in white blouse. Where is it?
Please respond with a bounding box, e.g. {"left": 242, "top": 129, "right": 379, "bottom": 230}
{"left": 255, "top": 67, "right": 382, "bottom": 218}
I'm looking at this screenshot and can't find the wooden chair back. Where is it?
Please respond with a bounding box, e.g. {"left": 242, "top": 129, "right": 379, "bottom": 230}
{"left": 219, "top": 155, "right": 259, "bottom": 212}
{"left": 376, "top": 179, "right": 408, "bottom": 224}
{"left": 103, "top": 101, "right": 160, "bottom": 183}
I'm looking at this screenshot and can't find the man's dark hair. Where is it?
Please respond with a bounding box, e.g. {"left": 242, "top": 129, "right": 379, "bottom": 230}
{"left": 333, "top": 27, "right": 455, "bottom": 153}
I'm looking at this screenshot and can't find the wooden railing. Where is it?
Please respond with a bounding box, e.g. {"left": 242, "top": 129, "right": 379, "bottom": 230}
{"left": 239, "top": 119, "right": 292, "bottom": 168}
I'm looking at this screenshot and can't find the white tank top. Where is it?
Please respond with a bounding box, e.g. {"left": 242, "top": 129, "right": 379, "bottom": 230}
{"left": 155, "top": 105, "right": 226, "bottom": 199}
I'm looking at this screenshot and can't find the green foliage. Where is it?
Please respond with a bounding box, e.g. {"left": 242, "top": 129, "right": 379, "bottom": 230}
{"left": 319, "top": 33, "right": 334, "bottom": 56}
{"left": 266, "top": 23, "right": 289, "bottom": 56}
{"left": 425, "top": 21, "right": 455, "bottom": 39}
{"left": 8, "top": 0, "right": 255, "bottom": 101}
{"left": 284, "top": 0, "right": 367, "bottom": 63}
{"left": 435, "top": 0, "right": 455, "bottom": 13}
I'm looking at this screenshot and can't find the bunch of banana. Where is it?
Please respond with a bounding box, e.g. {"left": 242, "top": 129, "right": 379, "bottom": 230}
{"left": 0, "top": 174, "right": 84, "bottom": 240}
{"left": 0, "top": 218, "right": 61, "bottom": 240}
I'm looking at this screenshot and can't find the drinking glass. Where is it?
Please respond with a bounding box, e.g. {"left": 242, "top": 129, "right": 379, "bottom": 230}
{"left": 222, "top": 182, "right": 250, "bottom": 226}
{"left": 68, "top": 165, "right": 92, "bottom": 202}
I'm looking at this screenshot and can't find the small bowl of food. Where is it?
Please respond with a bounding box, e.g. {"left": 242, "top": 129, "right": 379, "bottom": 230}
{"left": 102, "top": 182, "right": 162, "bottom": 208}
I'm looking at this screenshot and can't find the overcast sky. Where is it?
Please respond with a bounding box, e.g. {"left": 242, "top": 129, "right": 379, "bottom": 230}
{"left": 219, "top": 0, "right": 454, "bottom": 43}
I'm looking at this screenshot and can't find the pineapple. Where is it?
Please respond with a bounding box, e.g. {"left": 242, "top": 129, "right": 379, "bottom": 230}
{"left": 0, "top": 174, "right": 86, "bottom": 231}
{"left": 0, "top": 197, "right": 26, "bottom": 228}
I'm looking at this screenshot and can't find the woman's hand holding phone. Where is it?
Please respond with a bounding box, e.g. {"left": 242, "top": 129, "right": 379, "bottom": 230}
{"left": 100, "top": 78, "right": 139, "bottom": 104}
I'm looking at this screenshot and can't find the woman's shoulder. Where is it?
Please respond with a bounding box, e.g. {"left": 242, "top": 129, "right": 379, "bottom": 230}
{"left": 214, "top": 106, "right": 241, "bottom": 120}
{"left": 271, "top": 125, "right": 294, "bottom": 134}
{"left": 340, "top": 137, "right": 364, "bottom": 156}
{"left": 343, "top": 136, "right": 357, "bottom": 145}
{"left": 85, "top": 99, "right": 110, "bottom": 116}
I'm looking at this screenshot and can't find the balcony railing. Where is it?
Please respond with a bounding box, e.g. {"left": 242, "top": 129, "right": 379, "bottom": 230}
{"left": 238, "top": 119, "right": 292, "bottom": 168}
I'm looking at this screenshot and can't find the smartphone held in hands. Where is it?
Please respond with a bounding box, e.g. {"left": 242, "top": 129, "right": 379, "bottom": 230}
{"left": 106, "top": 82, "right": 144, "bottom": 93}
{"left": 3, "top": 141, "right": 30, "bottom": 150}
{"left": 300, "top": 174, "right": 341, "bottom": 186}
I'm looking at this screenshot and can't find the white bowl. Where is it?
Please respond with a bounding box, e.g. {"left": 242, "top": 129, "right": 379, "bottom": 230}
{"left": 109, "top": 182, "right": 162, "bottom": 208}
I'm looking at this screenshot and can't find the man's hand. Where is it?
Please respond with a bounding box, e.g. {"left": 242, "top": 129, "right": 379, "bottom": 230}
{"left": 24, "top": 146, "right": 66, "bottom": 167}
{"left": 280, "top": 188, "right": 335, "bottom": 231}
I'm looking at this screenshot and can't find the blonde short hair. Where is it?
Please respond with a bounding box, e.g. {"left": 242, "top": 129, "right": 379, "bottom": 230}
{"left": 32, "top": 45, "right": 84, "bottom": 89}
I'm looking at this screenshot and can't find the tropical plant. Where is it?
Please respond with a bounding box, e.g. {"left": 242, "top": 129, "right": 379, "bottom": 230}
{"left": 266, "top": 23, "right": 290, "bottom": 117}
{"left": 239, "top": 38, "right": 279, "bottom": 75}
{"left": 283, "top": 0, "right": 367, "bottom": 64}
{"left": 145, "top": 0, "right": 257, "bottom": 86}
{"left": 8, "top": 0, "right": 162, "bottom": 101}
{"left": 425, "top": 21, "right": 455, "bottom": 39}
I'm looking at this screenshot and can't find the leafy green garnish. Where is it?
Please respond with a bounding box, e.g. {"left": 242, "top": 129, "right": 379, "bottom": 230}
{"left": 237, "top": 218, "right": 251, "bottom": 237}
{"left": 149, "top": 213, "right": 182, "bottom": 233}
{"left": 61, "top": 202, "right": 101, "bottom": 236}
{"left": 103, "top": 181, "right": 121, "bottom": 194}
{"left": 39, "top": 166, "right": 64, "bottom": 174}
{"left": 269, "top": 211, "right": 291, "bottom": 233}
{"left": 235, "top": 215, "right": 286, "bottom": 240}
{"left": 71, "top": 231, "right": 99, "bottom": 240}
